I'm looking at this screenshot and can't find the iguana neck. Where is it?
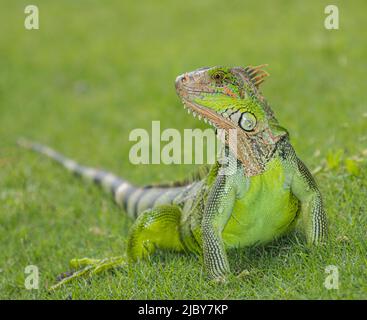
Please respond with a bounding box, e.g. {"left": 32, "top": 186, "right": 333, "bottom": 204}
{"left": 218, "top": 127, "right": 285, "bottom": 177}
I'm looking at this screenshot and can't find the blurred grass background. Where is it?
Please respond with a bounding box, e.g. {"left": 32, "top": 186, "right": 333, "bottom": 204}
{"left": 0, "top": 0, "right": 366, "bottom": 299}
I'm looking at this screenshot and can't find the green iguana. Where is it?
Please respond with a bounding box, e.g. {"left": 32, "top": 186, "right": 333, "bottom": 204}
{"left": 19, "top": 65, "right": 327, "bottom": 289}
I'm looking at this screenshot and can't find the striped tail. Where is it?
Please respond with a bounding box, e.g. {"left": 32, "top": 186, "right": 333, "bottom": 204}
{"left": 17, "top": 139, "right": 187, "bottom": 219}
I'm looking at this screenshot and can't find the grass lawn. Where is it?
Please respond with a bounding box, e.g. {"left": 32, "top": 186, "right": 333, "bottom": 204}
{"left": 0, "top": 0, "right": 366, "bottom": 299}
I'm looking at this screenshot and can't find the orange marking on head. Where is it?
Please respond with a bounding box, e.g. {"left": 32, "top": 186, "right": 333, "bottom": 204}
{"left": 223, "top": 86, "right": 237, "bottom": 98}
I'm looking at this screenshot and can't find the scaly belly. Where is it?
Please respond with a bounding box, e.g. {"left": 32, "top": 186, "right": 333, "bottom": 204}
{"left": 222, "top": 158, "right": 300, "bottom": 248}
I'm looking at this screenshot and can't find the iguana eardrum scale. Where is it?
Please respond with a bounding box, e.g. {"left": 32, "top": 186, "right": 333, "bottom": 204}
{"left": 19, "top": 65, "right": 327, "bottom": 289}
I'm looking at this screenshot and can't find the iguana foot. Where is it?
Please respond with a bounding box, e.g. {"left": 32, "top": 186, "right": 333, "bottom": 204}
{"left": 236, "top": 269, "right": 250, "bottom": 279}
{"left": 209, "top": 275, "right": 228, "bottom": 284}
{"left": 49, "top": 256, "right": 126, "bottom": 291}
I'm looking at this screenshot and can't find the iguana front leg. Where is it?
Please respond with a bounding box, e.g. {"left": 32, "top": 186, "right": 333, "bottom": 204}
{"left": 291, "top": 159, "right": 328, "bottom": 244}
{"left": 202, "top": 174, "right": 238, "bottom": 281}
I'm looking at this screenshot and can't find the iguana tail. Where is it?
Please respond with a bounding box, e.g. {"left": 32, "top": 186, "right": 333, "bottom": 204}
{"left": 17, "top": 138, "right": 187, "bottom": 219}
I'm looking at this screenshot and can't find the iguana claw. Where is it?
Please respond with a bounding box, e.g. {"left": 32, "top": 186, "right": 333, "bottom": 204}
{"left": 49, "top": 256, "right": 126, "bottom": 291}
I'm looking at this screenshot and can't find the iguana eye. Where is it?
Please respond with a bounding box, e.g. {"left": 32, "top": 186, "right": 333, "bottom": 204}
{"left": 212, "top": 71, "right": 225, "bottom": 82}
{"left": 239, "top": 112, "right": 257, "bottom": 131}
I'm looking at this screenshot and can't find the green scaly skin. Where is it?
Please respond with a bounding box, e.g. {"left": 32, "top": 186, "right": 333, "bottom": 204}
{"left": 19, "top": 65, "right": 327, "bottom": 289}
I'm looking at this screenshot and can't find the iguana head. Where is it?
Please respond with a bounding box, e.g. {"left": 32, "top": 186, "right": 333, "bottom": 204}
{"left": 175, "top": 66, "right": 288, "bottom": 176}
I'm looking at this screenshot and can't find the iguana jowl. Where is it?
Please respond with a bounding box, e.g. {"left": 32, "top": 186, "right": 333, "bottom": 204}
{"left": 19, "top": 65, "right": 327, "bottom": 288}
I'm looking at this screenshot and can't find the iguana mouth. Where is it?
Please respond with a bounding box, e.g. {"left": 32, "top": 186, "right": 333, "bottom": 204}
{"left": 181, "top": 97, "right": 236, "bottom": 131}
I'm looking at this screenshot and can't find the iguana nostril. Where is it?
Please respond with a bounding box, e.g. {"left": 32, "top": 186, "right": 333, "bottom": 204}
{"left": 175, "top": 75, "right": 184, "bottom": 89}
{"left": 175, "top": 74, "right": 188, "bottom": 88}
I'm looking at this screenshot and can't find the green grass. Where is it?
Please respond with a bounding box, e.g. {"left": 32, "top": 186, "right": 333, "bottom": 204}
{"left": 0, "top": 0, "right": 366, "bottom": 299}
